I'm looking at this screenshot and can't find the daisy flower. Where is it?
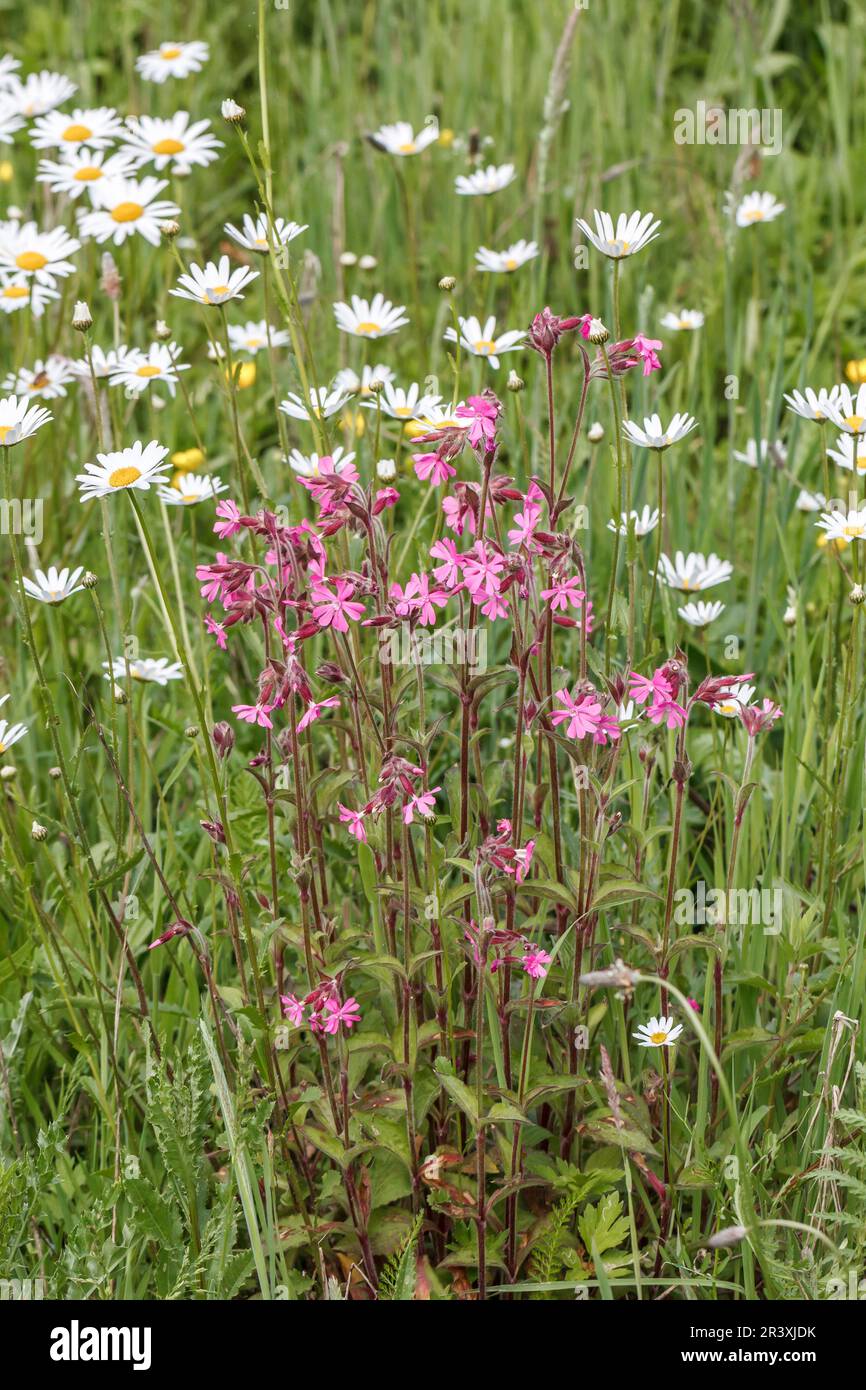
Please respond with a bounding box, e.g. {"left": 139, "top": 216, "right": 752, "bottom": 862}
{"left": 108, "top": 342, "right": 188, "bottom": 396}
{"left": 369, "top": 119, "right": 439, "bottom": 155}
{"left": 0, "top": 717, "right": 28, "bottom": 754}
{"left": 826, "top": 434, "right": 866, "bottom": 474}
{"left": 36, "top": 147, "right": 137, "bottom": 202}
{"left": 825, "top": 383, "right": 866, "bottom": 435}
{"left": 77, "top": 176, "right": 180, "bottom": 246}
{"left": 733, "top": 438, "right": 786, "bottom": 468}
{"left": 170, "top": 255, "right": 259, "bottom": 305}
{"left": 75, "top": 440, "right": 171, "bottom": 502}
{"left": 622, "top": 412, "right": 697, "bottom": 450}
{"left": 363, "top": 381, "right": 441, "bottom": 420}
{"left": 333, "top": 293, "right": 408, "bottom": 339}
{"left": 0, "top": 220, "right": 80, "bottom": 283}
{"left": 333, "top": 363, "right": 395, "bottom": 396}
{"left": 474, "top": 239, "right": 539, "bottom": 273}
{"left": 122, "top": 112, "right": 222, "bottom": 174}
{"left": 223, "top": 213, "right": 308, "bottom": 254}
{"left": 0, "top": 274, "right": 60, "bottom": 316}
{"left": 135, "top": 41, "right": 210, "bottom": 84}
{"left": 157, "top": 473, "right": 227, "bottom": 506}
{"left": 0, "top": 102, "right": 24, "bottom": 144}
{"left": 407, "top": 400, "right": 468, "bottom": 433}
{"left": 0, "top": 393, "right": 52, "bottom": 445}
{"left": 783, "top": 386, "right": 842, "bottom": 423}
{"left": 660, "top": 308, "right": 704, "bottom": 331}
{"left": 734, "top": 191, "right": 785, "bottom": 226}
{"left": 279, "top": 385, "right": 351, "bottom": 422}
{"left": 3, "top": 356, "right": 74, "bottom": 400}
{"left": 226, "top": 320, "right": 291, "bottom": 355}
{"left": 286, "top": 446, "right": 355, "bottom": 478}
{"left": 454, "top": 163, "right": 515, "bottom": 196}
{"left": 0, "top": 55, "right": 21, "bottom": 90}
{"left": 104, "top": 656, "right": 183, "bottom": 685}
{"left": 816, "top": 507, "right": 866, "bottom": 543}
{"left": 607, "top": 506, "right": 660, "bottom": 537}
{"left": 678, "top": 599, "right": 725, "bottom": 628}
{"left": 715, "top": 681, "right": 756, "bottom": 717}
{"left": 22, "top": 564, "right": 85, "bottom": 604}
{"left": 69, "top": 344, "right": 132, "bottom": 379}
{"left": 443, "top": 314, "right": 524, "bottom": 369}
{"left": 795, "top": 488, "right": 827, "bottom": 512}
{"left": 633, "top": 1015, "right": 684, "bottom": 1048}
{"left": 29, "top": 106, "right": 123, "bottom": 151}
{"left": 657, "top": 551, "right": 733, "bottom": 592}
{"left": 5, "top": 70, "right": 76, "bottom": 117}
{"left": 575, "top": 208, "right": 660, "bottom": 259}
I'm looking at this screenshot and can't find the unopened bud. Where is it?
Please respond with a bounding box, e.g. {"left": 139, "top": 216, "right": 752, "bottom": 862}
{"left": 221, "top": 98, "right": 246, "bottom": 124}
{"left": 212, "top": 721, "right": 235, "bottom": 759}
{"left": 376, "top": 458, "right": 396, "bottom": 479}
{"left": 367, "top": 378, "right": 386, "bottom": 394}
{"left": 586, "top": 317, "right": 609, "bottom": 345}
{"left": 112, "top": 684, "right": 127, "bottom": 705}
{"left": 154, "top": 319, "right": 171, "bottom": 341}
{"left": 83, "top": 571, "right": 98, "bottom": 588}
{"left": 184, "top": 725, "right": 200, "bottom": 739}
{"left": 31, "top": 820, "right": 48, "bottom": 841}
{"left": 72, "top": 300, "right": 92, "bottom": 332}
{"left": 100, "top": 252, "right": 122, "bottom": 301}
{"left": 48, "top": 766, "right": 62, "bottom": 779}
{"left": 358, "top": 254, "right": 377, "bottom": 271}
{"left": 588, "top": 421, "right": 604, "bottom": 443}
{"left": 438, "top": 275, "right": 457, "bottom": 292}
{"left": 339, "top": 251, "right": 358, "bottom": 267}
{"left": 849, "top": 584, "right": 865, "bottom": 606}
{"left": 506, "top": 370, "right": 524, "bottom": 393}
{"left": 1, "top": 765, "right": 16, "bottom": 781}
{"left": 160, "top": 220, "right": 180, "bottom": 239}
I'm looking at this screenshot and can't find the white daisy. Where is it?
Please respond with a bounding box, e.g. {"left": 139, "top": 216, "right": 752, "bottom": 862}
{"left": 362, "top": 381, "right": 442, "bottom": 421}
{"left": 333, "top": 363, "right": 395, "bottom": 395}
{"left": 104, "top": 656, "right": 183, "bottom": 685}
{"left": 443, "top": 314, "right": 524, "bottom": 369}
{"left": 677, "top": 599, "right": 726, "bottom": 628}
{"left": 77, "top": 176, "right": 181, "bottom": 246}
{"left": 286, "top": 446, "right": 356, "bottom": 478}
{"left": 122, "top": 112, "right": 222, "bottom": 174}
{"left": 333, "top": 293, "right": 408, "bottom": 339}
{"left": 734, "top": 191, "right": 785, "bottom": 227}
{"left": 22, "top": 564, "right": 86, "bottom": 604}
{"left": 0, "top": 55, "right": 21, "bottom": 90}
{"left": 632, "top": 1015, "right": 684, "bottom": 1048}
{"left": 825, "top": 383, "right": 866, "bottom": 436}
{"left": 0, "top": 274, "right": 60, "bottom": 316}
{"left": 657, "top": 551, "right": 733, "bottom": 592}
{"left": 475, "top": 239, "right": 540, "bottom": 273}
{"left": 783, "top": 386, "right": 842, "bottom": 423}
{"left": 454, "top": 163, "right": 516, "bottom": 196}
{"left": 369, "top": 119, "right": 439, "bottom": 156}
{"left": 226, "top": 320, "right": 291, "bottom": 355}
{"left": 0, "top": 220, "right": 80, "bottom": 284}
{"left": 279, "top": 386, "right": 351, "bottom": 422}
{"left": 732, "top": 438, "right": 787, "bottom": 468}
{"left": 607, "top": 506, "right": 660, "bottom": 537}
{"left": 170, "top": 256, "right": 259, "bottom": 305}
{"left": 29, "top": 106, "right": 123, "bottom": 151}
{"left": 135, "top": 42, "right": 210, "bottom": 84}
{"left": 36, "top": 147, "right": 137, "bottom": 202}
{"left": 622, "top": 412, "right": 697, "bottom": 450}
{"left": 108, "top": 342, "right": 188, "bottom": 396}
{"left": 816, "top": 507, "right": 866, "bottom": 544}
{"left": 5, "top": 70, "right": 77, "bottom": 117}
{"left": 575, "top": 208, "right": 660, "bottom": 260}
{"left": 0, "top": 99, "right": 24, "bottom": 144}
{"left": 223, "top": 213, "right": 308, "bottom": 254}
{"left": 157, "top": 473, "right": 227, "bottom": 505}
{"left": 408, "top": 399, "right": 468, "bottom": 431}
{"left": 3, "top": 356, "right": 75, "bottom": 400}
{"left": 75, "top": 440, "right": 171, "bottom": 502}
{"left": 0, "top": 717, "right": 28, "bottom": 754}
{"left": 69, "top": 344, "right": 133, "bottom": 379}
{"left": 660, "top": 308, "right": 704, "bottom": 331}
{"left": 715, "top": 681, "right": 756, "bottom": 717}
{"left": 827, "top": 434, "right": 866, "bottom": 474}
{"left": 795, "top": 488, "right": 827, "bottom": 512}
{"left": 0, "top": 393, "right": 52, "bottom": 445}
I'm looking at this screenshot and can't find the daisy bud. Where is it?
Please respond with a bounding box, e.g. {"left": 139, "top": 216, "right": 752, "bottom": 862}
{"left": 1, "top": 765, "right": 17, "bottom": 781}
{"left": 212, "top": 721, "right": 235, "bottom": 759}
{"left": 850, "top": 584, "right": 865, "bottom": 605}
{"left": 706, "top": 1225, "right": 747, "bottom": 1250}
{"left": 586, "top": 317, "right": 609, "bottom": 345}
{"left": 367, "top": 378, "right": 386, "bottom": 394}
{"left": 588, "top": 421, "right": 604, "bottom": 443}
{"left": 112, "top": 684, "right": 127, "bottom": 705}
{"left": 184, "top": 725, "right": 200, "bottom": 739}
{"left": 49, "top": 766, "right": 62, "bottom": 780}
{"left": 377, "top": 458, "right": 396, "bottom": 479}
{"left": 506, "top": 370, "right": 524, "bottom": 393}
{"left": 221, "top": 98, "right": 246, "bottom": 124}
{"left": 339, "top": 251, "right": 358, "bottom": 267}
{"left": 83, "top": 571, "right": 98, "bottom": 588}
{"left": 154, "top": 319, "right": 171, "bottom": 341}
{"left": 160, "top": 220, "right": 180, "bottom": 239}
{"left": 31, "top": 821, "right": 48, "bottom": 842}
{"left": 72, "top": 300, "right": 92, "bottom": 332}
{"left": 358, "top": 254, "right": 377, "bottom": 271}
{"left": 100, "top": 252, "right": 122, "bottom": 301}
{"left": 438, "top": 275, "right": 457, "bottom": 292}
{"left": 783, "top": 603, "right": 797, "bottom": 626}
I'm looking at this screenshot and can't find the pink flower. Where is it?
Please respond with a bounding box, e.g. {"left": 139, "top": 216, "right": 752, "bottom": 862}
{"left": 461, "top": 542, "right": 505, "bottom": 600}
{"left": 373, "top": 486, "right": 399, "bottom": 513}
{"left": 592, "top": 714, "right": 622, "bottom": 745}
{"left": 550, "top": 687, "right": 602, "bottom": 740}
{"left": 430, "top": 537, "right": 462, "bottom": 588}
{"left": 739, "top": 699, "right": 783, "bottom": 736}
{"left": 297, "top": 696, "right": 340, "bottom": 732}
{"left": 323, "top": 996, "right": 361, "bottom": 1034}
{"left": 513, "top": 838, "right": 535, "bottom": 884}
{"left": 521, "top": 947, "right": 552, "bottom": 980}
{"left": 311, "top": 578, "right": 365, "bottom": 633}
{"left": 403, "top": 786, "right": 441, "bottom": 824}
{"left": 232, "top": 702, "right": 274, "bottom": 728}
{"left": 541, "top": 575, "right": 586, "bottom": 613}
{"left": 644, "top": 698, "right": 688, "bottom": 730}
{"left": 413, "top": 451, "right": 456, "bottom": 486}
{"left": 214, "top": 499, "right": 243, "bottom": 538}
{"left": 442, "top": 493, "right": 476, "bottom": 536}
{"left": 338, "top": 803, "right": 367, "bottom": 842}
{"left": 455, "top": 394, "right": 501, "bottom": 450}
{"left": 478, "top": 590, "right": 510, "bottom": 620}
{"left": 280, "top": 993, "right": 306, "bottom": 1026}
{"left": 632, "top": 333, "right": 663, "bottom": 376}
{"left": 629, "top": 669, "right": 673, "bottom": 705}
{"left": 204, "top": 614, "right": 227, "bottom": 650}
{"left": 508, "top": 502, "right": 542, "bottom": 549}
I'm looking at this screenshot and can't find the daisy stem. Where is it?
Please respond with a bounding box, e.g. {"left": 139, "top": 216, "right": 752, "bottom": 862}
{"left": 601, "top": 344, "right": 625, "bottom": 675}
{"left": 645, "top": 448, "right": 664, "bottom": 649}
{"left": 220, "top": 307, "right": 252, "bottom": 513}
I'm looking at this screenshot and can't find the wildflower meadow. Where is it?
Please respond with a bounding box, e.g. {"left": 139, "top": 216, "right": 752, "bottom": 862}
{"left": 1, "top": 0, "right": 866, "bottom": 1334}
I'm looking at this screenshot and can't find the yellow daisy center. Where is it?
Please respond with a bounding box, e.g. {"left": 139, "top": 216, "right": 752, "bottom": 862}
{"left": 649, "top": 1031, "right": 668, "bottom": 1045}
{"left": 108, "top": 465, "right": 141, "bottom": 488}
{"left": 161, "top": 47, "right": 182, "bottom": 59}
{"left": 135, "top": 365, "right": 162, "bottom": 378}
{"left": 2, "top": 285, "right": 29, "bottom": 300}
{"left": 844, "top": 524, "right": 864, "bottom": 538}
{"left": 745, "top": 210, "right": 764, "bottom": 222}
{"left": 63, "top": 123, "right": 92, "bottom": 141}
{"left": 16, "top": 251, "right": 48, "bottom": 271}
{"left": 474, "top": 339, "right": 496, "bottom": 354}
{"left": 505, "top": 257, "right": 518, "bottom": 270}
{"left": 245, "top": 337, "right": 262, "bottom": 348}
{"left": 845, "top": 414, "right": 864, "bottom": 431}
{"left": 0, "top": 741, "right": 5, "bottom": 753}
{"left": 355, "top": 321, "right": 381, "bottom": 335}
{"left": 111, "top": 202, "right": 144, "bottom": 223}
{"left": 394, "top": 406, "right": 412, "bottom": 417}
{"left": 73, "top": 165, "right": 101, "bottom": 181}
{"left": 680, "top": 578, "right": 694, "bottom": 590}
{"left": 398, "top": 142, "right": 416, "bottom": 153}
{"left": 207, "top": 284, "right": 230, "bottom": 299}
{"left": 153, "top": 138, "right": 185, "bottom": 155}
{"left": 0, "top": 425, "right": 12, "bottom": 443}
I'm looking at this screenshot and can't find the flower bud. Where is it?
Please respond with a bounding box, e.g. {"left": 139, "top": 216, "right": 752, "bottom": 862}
{"left": 49, "top": 766, "right": 62, "bottom": 779}
{"left": 588, "top": 421, "right": 604, "bottom": 443}
{"left": 72, "top": 300, "right": 92, "bottom": 332}
{"left": 339, "top": 251, "right": 358, "bottom": 267}
{"left": 221, "top": 98, "right": 246, "bottom": 124}
{"left": 160, "top": 220, "right": 180, "bottom": 239}
{"left": 184, "top": 725, "right": 200, "bottom": 739}
{"left": 83, "top": 571, "right": 98, "bottom": 588}
{"left": 849, "top": 584, "right": 865, "bottom": 606}
{"left": 358, "top": 254, "right": 377, "bottom": 270}
{"left": 100, "top": 252, "right": 121, "bottom": 301}
{"left": 376, "top": 458, "right": 396, "bottom": 479}
{"left": 1, "top": 765, "right": 16, "bottom": 781}
{"left": 154, "top": 319, "right": 171, "bottom": 341}
{"left": 31, "top": 820, "right": 48, "bottom": 841}
{"left": 212, "top": 721, "right": 235, "bottom": 759}
{"left": 506, "top": 370, "right": 524, "bottom": 393}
